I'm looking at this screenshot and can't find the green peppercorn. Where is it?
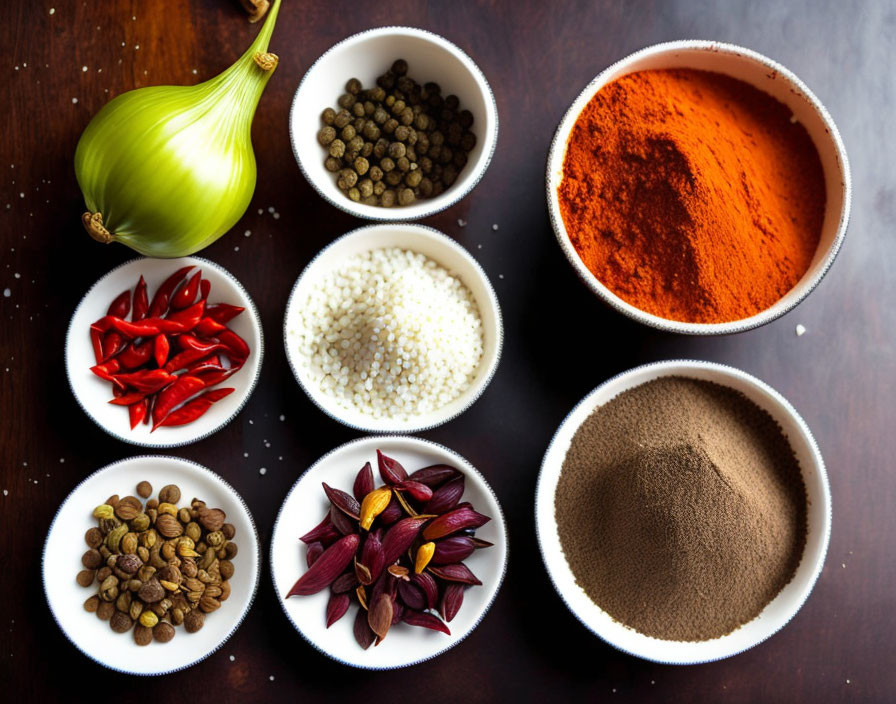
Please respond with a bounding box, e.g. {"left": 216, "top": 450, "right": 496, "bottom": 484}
{"left": 392, "top": 59, "right": 408, "bottom": 76}
{"left": 354, "top": 157, "right": 370, "bottom": 176}
{"left": 340, "top": 124, "right": 356, "bottom": 141}
{"left": 405, "top": 169, "right": 423, "bottom": 188}
{"left": 348, "top": 187, "right": 361, "bottom": 202}
{"left": 392, "top": 99, "right": 406, "bottom": 116}
{"left": 380, "top": 157, "right": 395, "bottom": 173}
{"left": 369, "top": 166, "right": 383, "bottom": 183}
{"left": 383, "top": 118, "right": 398, "bottom": 135}
{"left": 428, "top": 144, "right": 442, "bottom": 160}
{"left": 321, "top": 107, "right": 336, "bottom": 125}
{"left": 337, "top": 169, "right": 358, "bottom": 190}
{"left": 361, "top": 142, "right": 374, "bottom": 158}
{"left": 337, "top": 93, "right": 356, "bottom": 109}
{"left": 358, "top": 179, "right": 374, "bottom": 198}
{"left": 388, "top": 142, "right": 406, "bottom": 159}
{"left": 396, "top": 156, "right": 410, "bottom": 172}
{"left": 418, "top": 177, "right": 434, "bottom": 197}
{"left": 329, "top": 139, "right": 346, "bottom": 158}
{"left": 461, "top": 131, "right": 476, "bottom": 151}
{"left": 414, "top": 113, "right": 430, "bottom": 131}
{"left": 398, "top": 188, "right": 415, "bottom": 206}
{"left": 385, "top": 170, "right": 403, "bottom": 186}
{"left": 381, "top": 189, "right": 397, "bottom": 207}
{"left": 458, "top": 109, "right": 474, "bottom": 128}
{"left": 447, "top": 122, "right": 463, "bottom": 146}
{"left": 377, "top": 72, "right": 396, "bottom": 90}
{"left": 345, "top": 78, "right": 362, "bottom": 95}
{"left": 373, "top": 108, "right": 388, "bottom": 125}
{"left": 348, "top": 136, "right": 364, "bottom": 153}
{"left": 400, "top": 108, "right": 414, "bottom": 126}
{"left": 352, "top": 102, "right": 365, "bottom": 117}
{"left": 406, "top": 147, "right": 417, "bottom": 162}
{"left": 317, "top": 126, "right": 337, "bottom": 146}
{"left": 334, "top": 110, "right": 351, "bottom": 129}
{"left": 363, "top": 122, "right": 381, "bottom": 141}
{"left": 373, "top": 181, "right": 386, "bottom": 196}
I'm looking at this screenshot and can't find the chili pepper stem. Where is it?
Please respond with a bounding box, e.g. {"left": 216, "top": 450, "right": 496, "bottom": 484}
{"left": 82, "top": 211, "right": 114, "bottom": 244}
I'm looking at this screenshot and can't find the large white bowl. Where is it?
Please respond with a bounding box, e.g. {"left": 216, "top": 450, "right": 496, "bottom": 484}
{"left": 65, "top": 256, "right": 263, "bottom": 447}
{"left": 270, "top": 436, "right": 508, "bottom": 669}
{"left": 290, "top": 26, "right": 499, "bottom": 220}
{"left": 546, "top": 40, "right": 851, "bottom": 335}
{"left": 535, "top": 360, "right": 831, "bottom": 664}
{"left": 283, "top": 224, "right": 503, "bottom": 433}
{"left": 43, "top": 455, "right": 260, "bottom": 675}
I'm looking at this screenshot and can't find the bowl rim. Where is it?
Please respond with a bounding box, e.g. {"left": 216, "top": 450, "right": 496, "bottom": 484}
{"left": 282, "top": 222, "right": 504, "bottom": 434}
{"left": 534, "top": 358, "right": 832, "bottom": 664}
{"left": 64, "top": 255, "right": 265, "bottom": 448}
{"left": 41, "top": 454, "right": 262, "bottom": 676}
{"left": 289, "top": 25, "right": 500, "bottom": 222}
{"left": 268, "top": 434, "right": 509, "bottom": 670}
{"left": 545, "top": 39, "right": 852, "bottom": 336}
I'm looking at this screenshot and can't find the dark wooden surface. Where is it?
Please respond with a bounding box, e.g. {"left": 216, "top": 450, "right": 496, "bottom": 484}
{"left": 2, "top": 0, "right": 893, "bottom": 701}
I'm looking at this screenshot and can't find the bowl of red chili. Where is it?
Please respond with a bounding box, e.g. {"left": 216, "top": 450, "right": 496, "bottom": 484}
{"left": 546, "top": 40, "right": 851, "bottom": 334}
{"left": 65, "top": 257, "right": 263, "bottom": 447}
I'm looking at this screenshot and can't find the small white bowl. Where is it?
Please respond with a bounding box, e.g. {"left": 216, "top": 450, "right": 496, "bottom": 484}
{"left": 283, "top": 224, "right": 503, "bottom": 433}
{"left": 43, "top": 455, "right": 260, "bottom": 675}
{"left": 270, "top": 435, "right": 508, "bottom": 669}
{"left": 290, "top": 26, "right": 499, "bottom": 220}
{"left": 546, "top": 40, "right": 851, "bottom": 335}
{"left": 65, "top": 256, "right": 263, "bottom": 448}
{"left": 535, "top": 360, "right": 831, "bottom": 664}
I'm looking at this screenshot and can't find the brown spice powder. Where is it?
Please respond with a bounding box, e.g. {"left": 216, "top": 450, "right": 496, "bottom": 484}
{"left": 555, "top": 376, "right": 808, "bottom": 641}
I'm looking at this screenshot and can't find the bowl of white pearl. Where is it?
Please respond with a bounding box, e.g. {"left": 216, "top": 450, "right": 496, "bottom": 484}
{"left": 283, "top": 224, "right": 503, "bottom": 433}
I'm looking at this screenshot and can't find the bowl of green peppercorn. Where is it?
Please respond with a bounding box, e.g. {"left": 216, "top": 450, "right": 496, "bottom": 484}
{"left": 290, "top": 27, "right": 498, "bottom": 220}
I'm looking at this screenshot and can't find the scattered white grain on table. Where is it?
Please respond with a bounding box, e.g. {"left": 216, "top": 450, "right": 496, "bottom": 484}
{"left": 295, "top": 247, "right": 484, "bottom": 421}
{"left": 796, "top": 324, "right": 806, "bottom": 336}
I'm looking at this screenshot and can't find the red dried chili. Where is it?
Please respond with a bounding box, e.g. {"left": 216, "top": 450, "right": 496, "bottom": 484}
{"left": 156, "top": 387, "right": 235, "bottom": 428}
{"left": 148, "top": 265, "right": 193, "bottom": 317}
{"left": 132, "top": 276, "right": 149, "bottom": 321}
{"left": 107, "top": 290, "right": 131, "bottom": 318}
{"left": 170, "top": 270, "right": 202, "bottom": 310}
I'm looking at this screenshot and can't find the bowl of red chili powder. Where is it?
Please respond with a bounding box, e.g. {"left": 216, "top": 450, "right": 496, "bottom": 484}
{"left": 547, "top": 41, "right": 850, "bottom": 333}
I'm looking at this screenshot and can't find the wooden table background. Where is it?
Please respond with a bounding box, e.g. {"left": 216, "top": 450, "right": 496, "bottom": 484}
{"left": 2, "top": 0, "right": 893, "bottom": 701}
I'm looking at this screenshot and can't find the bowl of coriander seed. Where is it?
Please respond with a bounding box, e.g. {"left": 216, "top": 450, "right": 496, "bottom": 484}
{"left": 290, "top": 26, "right": 499, "bottom": 220}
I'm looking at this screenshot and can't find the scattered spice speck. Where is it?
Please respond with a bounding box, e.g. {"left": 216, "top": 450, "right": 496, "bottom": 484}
{"left": 3, "top": 289, "right": 10, "bottom": 298}
{"left": 49, "top": 8, "right": 55, "bottom": 14}
{"left": 2, "top": 490, "right": 7, "bottom": 496}
{"left": 796, "top": 324, "right": 807, "bottom": 336}
{"left": 457, "top": 218, "right": 467, "bottom": 227}
{"left": 82, "top": 66, "right": 87, "bottom": 72}
{"left": 492, "top": 223, "right": 499, "bottom": 231}
{"left": 273, "top": 212, "right": 280, "bottom": 219}
{"left": 14, "top": 273, "right": 20, "bottom": 279}
{"left": 244, "top": 229, "right": 251, "bottom": 237}
{"left": 259, "top": 467, "right": 267, "bottom": 475}
{"left": 19, "top": 193, "right": 24, "bottom": 198}
{"left": 192, "top": 69, "right": 198, "bottom": 75}
{"left": 234, "top": 246, "right": 239, "bottom": 252}
{"left": 257, "top": 208, "right": 263, "bottom": 214}
{"left": 269, "top": 676, "right": 275, "bottom": 681}
{"left": 243, "top": 452, "right": 249, "bottom": 458}
{"left": 268, "top": 206, "right": 275, "bottom": 213}
{"left": 72, "top": 97, "right": 78, "bottom": 103}
{"left": 59, "top": 458, "right": 65, "bottom": 463}
{"left": 279, "top": 414, "right": 285, "bottom": 421}
{"left": 229, "top": 655, "right": 235, "bottom": 661}
{"left": 498, "top": 274, "right": 504, "bottom": 279}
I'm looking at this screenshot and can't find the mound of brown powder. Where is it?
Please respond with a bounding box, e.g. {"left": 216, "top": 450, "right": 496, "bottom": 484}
{"left": 554, "top": 376, "right": 807, "bottom": 641}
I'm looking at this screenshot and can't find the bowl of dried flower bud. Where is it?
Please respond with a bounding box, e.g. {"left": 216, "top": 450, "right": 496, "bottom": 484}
{"left": 290, "top": 26, "right": 499, "bottom": 220}
{"left": 270, "top": 436, "right": 508, "bottom": 669}
{"left": 42, "top": 456, "right": 260, "bottom": 675}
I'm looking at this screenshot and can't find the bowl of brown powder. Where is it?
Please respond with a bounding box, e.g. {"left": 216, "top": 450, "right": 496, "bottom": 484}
{"left": 545, "top": 40, "right": 851, "bottom": 334}
{"left": 535, "top": 360, "right": 831, "bottom": 664}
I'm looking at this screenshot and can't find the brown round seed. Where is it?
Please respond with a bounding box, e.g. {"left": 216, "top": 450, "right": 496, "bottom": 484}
{"left": 96, "top": 601, "right": 115, "bottom": 621}
{"left": 85, "top": 527, "right": 103, "bottom": 548}
{"left": 110, "top": 611, "right": 133, "bottom": 633}
{"left": 82, "top": 549, "right": 102, "bottom": 570}
{"left": 136, "top": 481, "right": 152, "bottom": 499}
{"left": 84, "top": 595, "right": 100, "bottom": 613}
{"left": 76, "top": 569, "right": 96, "bottom": 587}
{"left": 158, "top": 485, "right": 181, "bottom": 505}
{"left": 154, "top": 622, "right": 176, "bottom": 643}
{"left": 133, "top": 624, "right": 153, "bottom": 646}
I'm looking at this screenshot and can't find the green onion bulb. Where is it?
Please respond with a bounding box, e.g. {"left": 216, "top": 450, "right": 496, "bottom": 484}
{"left": 75, "top": 0, "right": 281, "bottom": 257}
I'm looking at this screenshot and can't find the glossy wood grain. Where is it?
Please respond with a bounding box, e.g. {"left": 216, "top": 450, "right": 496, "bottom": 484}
{"left": 1, "top": 0, "right": 893, "bottom": 701}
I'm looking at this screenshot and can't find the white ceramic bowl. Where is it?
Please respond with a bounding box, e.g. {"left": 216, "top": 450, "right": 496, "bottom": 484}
{"left": 535, "top": 360, "right": 831, "bottom": 664}
{"left": 283, "top": 224, "right": 503, "bottom": 433}
{"left": 290, "top": 26, "right": 499, "bottom": 220}
{"left": 65, "top": 256, "right": 263, "bottom": 447}
{"left": 546, "top": 40, "right": 851, "bottom": 335}
{"left": 270, "top": 436, "right": 508, "bottom": 669}
{"left": 43, "top": 455, "right": 261, "bottom": 675}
